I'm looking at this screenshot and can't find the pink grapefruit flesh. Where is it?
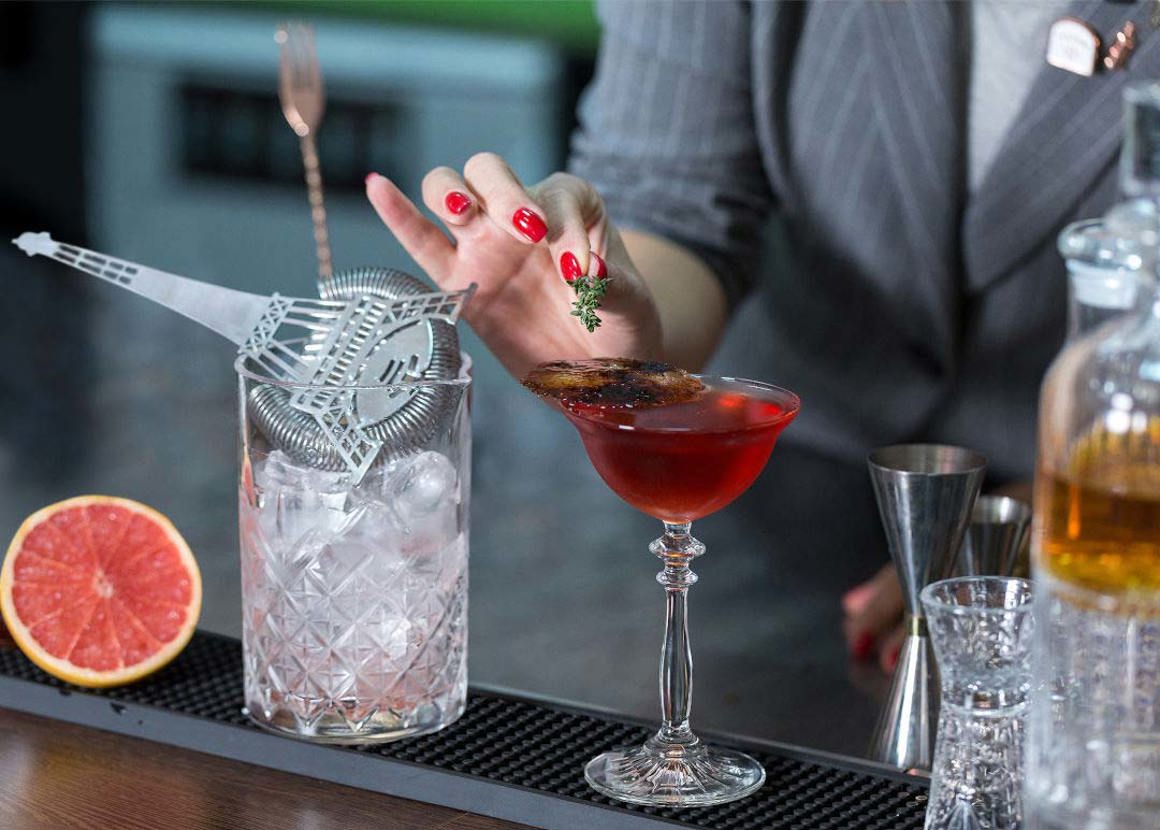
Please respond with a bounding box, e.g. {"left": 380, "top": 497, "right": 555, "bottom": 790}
{"left": 0, "top": 496, "right": 201, "bottom": 687}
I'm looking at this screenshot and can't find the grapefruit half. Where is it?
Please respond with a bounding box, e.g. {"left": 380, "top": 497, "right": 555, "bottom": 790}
{"left": 0, "top": 496, "right": 201, "bottom": 687}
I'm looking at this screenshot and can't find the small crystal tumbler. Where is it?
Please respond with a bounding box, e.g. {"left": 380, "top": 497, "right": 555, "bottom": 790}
{"left": 235, "top": 355, "right": 471, "bottom": 743}
{"left": 921, "top": 577, "right": 1035, "bottom": 830}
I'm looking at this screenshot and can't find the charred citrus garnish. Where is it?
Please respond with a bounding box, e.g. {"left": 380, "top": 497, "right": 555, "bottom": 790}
{"left": 521, "top": 358, "right": 704, "bottom": 409}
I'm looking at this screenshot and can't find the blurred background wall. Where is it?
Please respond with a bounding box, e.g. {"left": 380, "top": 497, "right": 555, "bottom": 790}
{"left": 0, "top": 1, "right": 886, "bottom": 755}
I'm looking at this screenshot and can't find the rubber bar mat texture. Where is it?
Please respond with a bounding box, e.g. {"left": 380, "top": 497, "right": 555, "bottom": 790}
{"left": 0, "top": 631, "right": 928, "bottom": 830}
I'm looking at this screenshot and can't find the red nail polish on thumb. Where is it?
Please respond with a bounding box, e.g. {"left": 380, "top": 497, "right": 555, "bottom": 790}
{"left": 560, "top": 251, "right": 582, "bottom": 283}
{"left": 589, "top": 252, "right": 608, "bottom": 278}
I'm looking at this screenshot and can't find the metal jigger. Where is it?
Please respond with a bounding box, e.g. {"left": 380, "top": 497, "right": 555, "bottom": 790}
{"left": 957, "top": 495, "right": 1032, "bottom": 578}
{"left": 867, "top": 444, "right": 987, "bottom": 771}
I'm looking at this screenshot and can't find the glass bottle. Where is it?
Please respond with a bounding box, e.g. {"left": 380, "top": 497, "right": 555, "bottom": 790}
{"left": 1026, "top": 82, "right": 1160, "bottom": 830}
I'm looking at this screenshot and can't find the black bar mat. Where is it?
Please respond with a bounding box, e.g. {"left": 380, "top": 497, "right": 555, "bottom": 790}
{"left": 0, "top": 631, "right": 928, "bottom": 830}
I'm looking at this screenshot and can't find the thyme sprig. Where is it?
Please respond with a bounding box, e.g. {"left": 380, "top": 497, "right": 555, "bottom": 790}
{"left": 570, "top": 274, "right": 610, "bottom": 332}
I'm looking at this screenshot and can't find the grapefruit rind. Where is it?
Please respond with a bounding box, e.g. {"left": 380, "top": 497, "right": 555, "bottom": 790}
{"left": 0, "top": 495, "right": 202, "bottom": 688}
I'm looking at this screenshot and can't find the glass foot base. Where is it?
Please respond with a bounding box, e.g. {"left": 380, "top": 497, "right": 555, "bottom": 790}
{"left": 584, "top": 737, "right": 766, "bottom": 807}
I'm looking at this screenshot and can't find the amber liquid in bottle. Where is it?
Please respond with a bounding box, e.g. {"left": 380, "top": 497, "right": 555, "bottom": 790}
{"left": 1036, "top": 420, "right": 1160, "bottom": 592}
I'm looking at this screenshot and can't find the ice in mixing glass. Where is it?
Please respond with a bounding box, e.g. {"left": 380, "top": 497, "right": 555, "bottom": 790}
{"left": 236, "top": 363, "right": 471, "bottom": 743}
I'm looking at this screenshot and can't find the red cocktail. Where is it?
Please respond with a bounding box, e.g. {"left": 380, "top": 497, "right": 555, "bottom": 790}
{"left": 523, "top": 359, "right": 800, "bottom": 807}
{"left": 564, "top": 379, "right": 798, "bottom": 523}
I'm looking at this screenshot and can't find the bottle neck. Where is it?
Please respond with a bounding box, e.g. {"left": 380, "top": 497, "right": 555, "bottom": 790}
{"left": 1065, "top": 261, "right": 1142, "bottom": 340}
{"left": 1058, "top": 208, "right": 1156, "bottom": 341}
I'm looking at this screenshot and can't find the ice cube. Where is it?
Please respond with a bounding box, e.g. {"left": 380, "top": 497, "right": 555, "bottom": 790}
{"left": 381, "top": 451, "right": 460, "bottom": 557}
{"left": 255, "top": 451, "right": 353, "bottom": 546}
{"left": 339, "top": 501, "right": 409, "bottom": 583}
{"left": 259, "top": 450, "right": 352, "bottom": 495}
{"left": 386, "top": 451, "right": 459, "bottom": 515}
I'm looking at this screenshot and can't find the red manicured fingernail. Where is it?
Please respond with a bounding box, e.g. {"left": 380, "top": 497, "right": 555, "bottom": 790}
{"left": 886, "top": 646, "right": 901, "bottom": 672}
{"left": 512, "top": 207, "right": 547, "bottom": 242}
{"left": 445, "top": 191, "right": 471, "bottom": 215}
{"left": 560, "top": 251, "right": 582, "bottom": 283}
{"left": 852, "top": 631, "right": 874, "bottom": 661}
{"left": 589, "top": 252, "right": 607, "bottom": 278}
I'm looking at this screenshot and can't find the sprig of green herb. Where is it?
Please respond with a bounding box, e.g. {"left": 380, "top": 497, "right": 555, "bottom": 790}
{"left": 570, "top": 275, "right": 610, "bottom": 332}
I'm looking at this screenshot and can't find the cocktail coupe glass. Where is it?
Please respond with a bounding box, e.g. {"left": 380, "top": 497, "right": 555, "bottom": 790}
{"left": 554, "top": 371, "right": 799, "bottom": 807}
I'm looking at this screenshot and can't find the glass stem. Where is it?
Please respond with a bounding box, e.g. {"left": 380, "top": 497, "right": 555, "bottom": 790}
{"left": 651, "top": 521, "right": 705, "bottom": 748}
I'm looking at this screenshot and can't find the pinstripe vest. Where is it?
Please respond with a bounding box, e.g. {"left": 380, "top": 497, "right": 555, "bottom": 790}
{"left": 572, "top": 1, "right": 1160, "bottom": 480}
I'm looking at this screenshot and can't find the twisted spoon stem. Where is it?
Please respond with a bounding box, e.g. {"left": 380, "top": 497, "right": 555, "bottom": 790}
{"left": 299, "top": 133, "right": 332, "bottom": 283}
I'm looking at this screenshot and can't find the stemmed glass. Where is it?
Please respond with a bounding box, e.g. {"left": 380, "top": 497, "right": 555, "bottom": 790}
{"left": 527, "top": 360, "right": 799, "bottom": 807}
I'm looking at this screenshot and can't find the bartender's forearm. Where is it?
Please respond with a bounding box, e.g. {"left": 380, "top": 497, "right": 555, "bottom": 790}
{"left": 621, "top": 229, "right": 729, "bottom": 372}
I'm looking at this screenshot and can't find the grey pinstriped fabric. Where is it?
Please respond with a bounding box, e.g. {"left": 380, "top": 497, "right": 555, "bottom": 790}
{"left": 570, "top": 0, "right": 1160, "bottom": 479}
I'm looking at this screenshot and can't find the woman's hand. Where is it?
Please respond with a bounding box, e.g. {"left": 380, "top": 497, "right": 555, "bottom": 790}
{"left": 365, "top": 154, "right": 663, "bottom": 378}
{"left": 842, "top": 564, "right": 906, "bottom": 673}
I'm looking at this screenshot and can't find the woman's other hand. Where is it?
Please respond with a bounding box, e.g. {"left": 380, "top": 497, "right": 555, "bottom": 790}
{"left": 365, "top": 156, "right": 663, "bottom": 378}
{"left": 842, "top": 563, "right": 906, "bottom": 673}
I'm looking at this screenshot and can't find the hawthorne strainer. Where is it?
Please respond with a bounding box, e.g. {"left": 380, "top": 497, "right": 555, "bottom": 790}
{"left": 13, "top": 232, "right": 471, "bottom": 481}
